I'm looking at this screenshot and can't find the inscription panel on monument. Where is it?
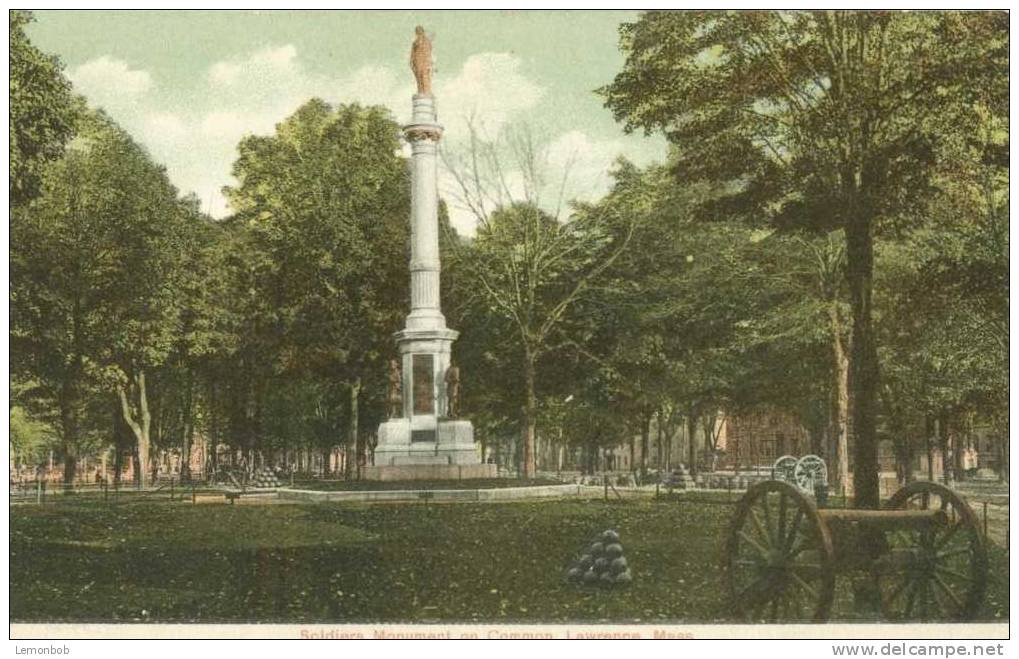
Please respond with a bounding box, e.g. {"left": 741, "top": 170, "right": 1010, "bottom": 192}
{"left": 412, "top": 353, "right": 434, "bottom": 415}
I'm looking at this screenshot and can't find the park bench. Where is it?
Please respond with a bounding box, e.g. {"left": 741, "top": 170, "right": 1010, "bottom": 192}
{"left": 661, "top": 470, "right": 687, "bottom": 492}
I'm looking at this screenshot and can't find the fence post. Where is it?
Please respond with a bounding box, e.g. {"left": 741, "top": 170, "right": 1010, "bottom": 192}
{"left": 170, "top": 477, "right": 175, "bottom": 501}
{"left": 36, "top": 479, "right": 41, "bottom": 505}
{"left": 103, "top": 481, "right": 108, "bottom": 503}
{"left": 192, "top": 482, "right": 197, "bottom": 504}
{"left": 604, "top": 476, "right": 608, "bottom": 502}
{"left": 655, "top": 482, "right": 660, "bottom": 501}
{"left": 983, "top": 502, "right": 988, "bottom": 542}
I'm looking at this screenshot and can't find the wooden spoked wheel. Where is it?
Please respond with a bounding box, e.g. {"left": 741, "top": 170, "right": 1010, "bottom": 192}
{"left": 794, "top": 455, "right": 827, "bottom": 494}
{"left": 880, "top": 481, "right": 988, "bottom": 621}
{"left": 772, "top": 455, "right": 798, "bottom": 483}
{"left": 723, "top": 480, "right": 836, "bottom": 622}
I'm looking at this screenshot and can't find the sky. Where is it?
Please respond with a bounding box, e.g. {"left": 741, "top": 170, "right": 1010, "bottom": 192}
{"left": 27, "top": 10, "right": 668, "bottom": 234}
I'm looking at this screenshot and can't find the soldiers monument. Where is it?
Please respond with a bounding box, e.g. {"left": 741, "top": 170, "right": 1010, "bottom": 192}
{"left": 368, "top": 27, "right": 494, "bottom": 480}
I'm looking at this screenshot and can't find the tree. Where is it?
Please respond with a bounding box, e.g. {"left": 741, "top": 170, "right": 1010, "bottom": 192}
{"left": 600, "top": 10, "right": 1007, "bottom": 507}
{"left": 9, "top": 10, "right": 79, "bottom": 208}
{"left": 443, "top": 123, "right": 638, "bottom": 479}
{"left": 451, "top": 201, "right": 634, "bottom": 478}
{"left": 11, "top": 111, "right": 194, "bottom": 488}
{"left": 224, "top": 99, "right": 410, "bottom": 478}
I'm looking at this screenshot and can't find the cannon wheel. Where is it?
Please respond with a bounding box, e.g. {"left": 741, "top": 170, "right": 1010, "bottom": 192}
{"left": 772, "top": 455, "right": 798, "bottom": 483}
{"left": 794, "top": 455, "right": 827, "bottom": 494}
{"left": 723, "top": 480, "right": 836, "bottom": 622}
{"left": 879, "top": 481, "right": 988, "bottom": 621}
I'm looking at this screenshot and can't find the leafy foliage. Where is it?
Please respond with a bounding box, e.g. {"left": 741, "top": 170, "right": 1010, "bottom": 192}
{"left": 9, "top": 10, "right": 79, "bottom": 207}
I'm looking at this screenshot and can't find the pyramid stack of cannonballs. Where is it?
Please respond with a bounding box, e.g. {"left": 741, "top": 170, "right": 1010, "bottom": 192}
{"left": 249, "top": 466, "right": 281, "bottom": 488}
{"left": 565, "top": 529, "right": 633, "bottom": 587}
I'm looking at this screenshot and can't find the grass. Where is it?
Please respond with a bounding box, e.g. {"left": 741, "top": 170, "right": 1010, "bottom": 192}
{"left": 10, "top": 497, "right": 1010, "bottom": 624}
{"left": 289, "top": 477, "right": 563, "bottom": 491}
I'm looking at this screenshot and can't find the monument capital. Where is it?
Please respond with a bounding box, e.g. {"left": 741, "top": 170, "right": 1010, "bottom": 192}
{"left": 403, "top": 124, "right": 443, "bottom": 142}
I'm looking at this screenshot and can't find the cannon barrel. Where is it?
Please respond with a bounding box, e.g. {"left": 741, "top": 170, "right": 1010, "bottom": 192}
{"left": 818, "top": 508, "right": 947, "bottom": 532}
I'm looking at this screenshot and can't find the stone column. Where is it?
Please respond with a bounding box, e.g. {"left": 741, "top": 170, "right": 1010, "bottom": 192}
{"left": 404, "top": 94, "right": 446, "bottom": 332}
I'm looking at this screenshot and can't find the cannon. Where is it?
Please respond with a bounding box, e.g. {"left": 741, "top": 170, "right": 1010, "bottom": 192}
{"left": 772, "top": 454, "right": 828, "bottom": 495}
{"left": 722, "top": 480, "right": 988, "bottom": 622}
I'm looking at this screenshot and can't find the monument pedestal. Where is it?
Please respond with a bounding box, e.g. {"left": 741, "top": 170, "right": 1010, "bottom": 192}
{"left": 371, "top": 417, "right": 487, "bottom": 480}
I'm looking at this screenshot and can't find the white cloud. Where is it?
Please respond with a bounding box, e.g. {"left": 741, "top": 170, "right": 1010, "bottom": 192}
{"left": 333, "top": 65, "right": 407, "bottom": 109}
{"left": 207, "top": 44, "right": 299, "bottom": 88}
{"left": 139, "top": 112, "right": 186, "bottom": 145}
{"left": 438, "top": 129, "right": 653, "bottom": 237}
{"left": 68, "top": 56, "right": 152, "bottom": 108}
{"left": 199, "top": 109, "right": 282, "bottom": 144}
{"left": 544, "top": 130, "right": 624, "bottom": 200}
{"left": 132, "top": 112, "right": 190, "bottom": 169}
{"left": 435, "top": 52, "right": 543, "bottom": 139}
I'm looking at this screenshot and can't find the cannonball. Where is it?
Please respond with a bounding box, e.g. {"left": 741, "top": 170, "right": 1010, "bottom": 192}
{"left": 600, "top": 572, "right": 615, "bottom": 586}
{"left": 583, "top": 568, "right": 599, "bottom": 584}
{"left": 578, "top": 553, "right": 594, "bottom": 569}
{"left": 590, "top": 542, "right": 605, "bottom": 556}
{"left": 594, "top": 557, "right": 610, "bottom": 571}
{"left": 615, "top": 569, "right": 633, "bottom": 584}
{"left": 605, "top": 543, "right": 623, "bottom": 558}
{"left": 602, "top": 529, "right": 620, "bottom": 543}
{"left": 566, "top": 567, "right": 583, "bottom": 582}
{"left": 610, "top": 556, "right": 628, "bottom": 573}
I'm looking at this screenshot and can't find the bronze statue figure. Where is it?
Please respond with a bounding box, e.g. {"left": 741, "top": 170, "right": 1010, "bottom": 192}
{"left": 387, "top": 359, "right": 402, "bottom": 418}
{"left": 410, "top": 25, "right": 433, "bottom": 95}
{"left": 444, "top": 363, "right": 461, "bottom": 419}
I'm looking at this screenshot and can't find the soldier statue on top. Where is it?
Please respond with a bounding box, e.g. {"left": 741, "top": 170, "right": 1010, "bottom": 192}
{"left": 410, "top": 25, "right": 433, "bottom": 95}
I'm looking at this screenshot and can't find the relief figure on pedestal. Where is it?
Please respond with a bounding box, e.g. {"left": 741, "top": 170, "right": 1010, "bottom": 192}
{"left": 444, "top": 363, "right": 460, "bottom": 419}
{"left": 386, "top": 359, "right": 402, "bottom": 418}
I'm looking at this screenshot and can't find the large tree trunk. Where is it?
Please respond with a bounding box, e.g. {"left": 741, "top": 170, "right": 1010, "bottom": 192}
{"left": 640, "top": 409, "right": 651, "bottom": 478}
{"left": 522, "top": 354, "right": 537, "bottom": 479}
{"left": 655, "top": 410, "right": 665, "bottom": 471}
{"left": 845, "top": 220, "right": 880, "bottom": 508}
{"left": 118, "top": 368, "right": 152, "bottom": 490}
{"left": 180, "top": 367, "right": 194, "bottom": 483}
{"left": 952, "top": 418, "right": 965, "bottom": 482}
{"left": 59, "top": 375, "right": 79, "bottom": 491}
{"left": 346, "top": 377, "right": 360, "bottom": 480}
{"left": 829, "top": 304, "right": 851, "bottom": 492}
{"left": 924, "top": 415, "right": 935, "bottom": 482}
{"left": 995, "top": 421, "right": 1008, "bottom": 483}
{"left": 686, "top": 409, "right": 698, "bottom": 477}
{"left": 936, "top": 414, "right": 951, "bottom": 485}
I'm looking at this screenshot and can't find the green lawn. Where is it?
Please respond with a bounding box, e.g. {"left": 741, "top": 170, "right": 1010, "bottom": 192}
{"left": 10, "top": 498, "right": 1009, "bottom": 623}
